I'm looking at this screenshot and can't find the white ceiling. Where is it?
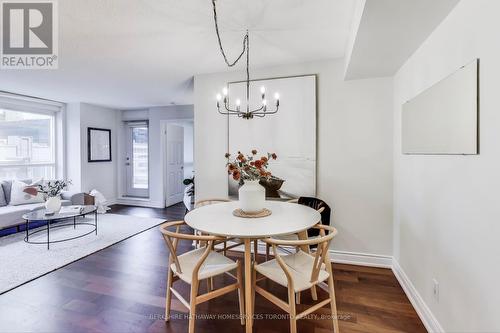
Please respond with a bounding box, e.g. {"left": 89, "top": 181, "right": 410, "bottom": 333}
{"left": 344, "top": 0, "right": 460, "bottom": 80}
{"left": 0, "top": 0, "right": 358, "bottom": 109}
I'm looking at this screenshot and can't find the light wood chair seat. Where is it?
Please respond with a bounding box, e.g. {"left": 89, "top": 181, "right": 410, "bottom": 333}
{"left": 172, "top": 247, "right": 238, "bottom": 284}
{"left": 255, "top": 250, "right": 329, "bottom": 292}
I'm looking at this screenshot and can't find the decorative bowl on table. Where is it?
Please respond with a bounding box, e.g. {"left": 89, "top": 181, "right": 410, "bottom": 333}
{"left": 259, "top": 177, "right": 285, "bottom": 198}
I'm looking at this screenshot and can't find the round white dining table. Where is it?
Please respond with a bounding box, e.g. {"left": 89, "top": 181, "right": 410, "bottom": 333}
{"left": 184, "top": 200, "right": 321, "bottom": 333}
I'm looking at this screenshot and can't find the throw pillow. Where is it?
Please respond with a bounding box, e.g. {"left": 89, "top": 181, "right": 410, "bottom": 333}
{"left": 1, "top": 180, "right": 13, "bottom": 204}
{"left": 9, "top": 180, "right": 45, "bottom": 206}
{"left": 0, "top": 184, "right": 7, "bottom": 207}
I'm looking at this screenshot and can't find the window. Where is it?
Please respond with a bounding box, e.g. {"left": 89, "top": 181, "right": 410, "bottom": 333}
{"left": 0, "top": 109, "right": 56, "bottom": 180}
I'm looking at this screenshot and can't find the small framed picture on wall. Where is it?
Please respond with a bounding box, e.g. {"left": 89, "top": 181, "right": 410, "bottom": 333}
{"left": 88, "top": 127, "right": 112, "bottom": 162}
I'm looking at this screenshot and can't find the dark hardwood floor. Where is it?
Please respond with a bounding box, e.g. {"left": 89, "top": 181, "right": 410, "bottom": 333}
{"left": 0, "top": 204, "right": 426, "bottom": 333}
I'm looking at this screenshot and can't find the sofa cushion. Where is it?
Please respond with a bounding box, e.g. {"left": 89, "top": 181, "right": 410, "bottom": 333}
{"left": 0, "top": 184, "right": 7, "bottom": 207}
{"left": 1, "top": 180, "right": 12, "bottom": 204}
{"left": 13, "top": 199, "right": 72, "bottom": 210}
{"left": 0, "top": 205, "right": 31, "bottom": 229}
{"left": 1, "top": 179, "right": 32, "bottom": 204}
{"left": 9, "top": 180, "right": 44, "bottom": 206}
{"left": 17, "top": 202, "right": 46, "bottom": 212}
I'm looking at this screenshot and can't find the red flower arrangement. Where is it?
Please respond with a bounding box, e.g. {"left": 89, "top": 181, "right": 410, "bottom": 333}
{"left": 226, "top": 150, "right": 277, "bottom": 181}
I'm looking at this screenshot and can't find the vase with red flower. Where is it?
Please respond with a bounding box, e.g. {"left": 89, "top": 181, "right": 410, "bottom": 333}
{"left": 226, "top": 150, "right": 278, "bottom": 214}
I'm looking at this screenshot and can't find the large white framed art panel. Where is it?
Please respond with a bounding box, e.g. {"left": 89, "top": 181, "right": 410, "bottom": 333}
{"left": 402, "top": 59, "right": 479, "bottom": 155}
{"left": 227, "top": 75, "right": 316, "bottom": 197}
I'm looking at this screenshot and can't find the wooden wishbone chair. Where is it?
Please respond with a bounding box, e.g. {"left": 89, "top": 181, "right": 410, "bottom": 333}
{"left": 264, "top": 201, "right": 326, "bottom": 304}
{"left": 253, "top": 224, "right": 339, "bottom": 333}
{"left": 194, "top": 198, "right": 250, "bottom": 291}
{"left": 193, "top": 199, "right": 229, "bottom": 248}
{"left": 194, "top": 198, "right": 231, "bottom": 208}
{"left": 160, "top": 221, "right": 245, "bottom": 333}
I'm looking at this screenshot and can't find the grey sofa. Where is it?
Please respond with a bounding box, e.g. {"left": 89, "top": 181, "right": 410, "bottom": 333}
{"left": 0, "top": 179, "right": 85, "bottom": 230}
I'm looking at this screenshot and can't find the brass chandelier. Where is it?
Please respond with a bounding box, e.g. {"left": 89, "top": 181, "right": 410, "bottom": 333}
{"left": 212, "top": 0, "right": 280, "bottom": 119}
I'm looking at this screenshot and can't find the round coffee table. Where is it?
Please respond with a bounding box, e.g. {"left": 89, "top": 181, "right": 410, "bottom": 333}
{"left": 22, "top": 205, "right": 98, "bottom": 250}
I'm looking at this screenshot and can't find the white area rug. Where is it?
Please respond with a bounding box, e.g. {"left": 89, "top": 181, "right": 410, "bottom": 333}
{"left": 0, "top": 213, "right": 164, "bottom": 294}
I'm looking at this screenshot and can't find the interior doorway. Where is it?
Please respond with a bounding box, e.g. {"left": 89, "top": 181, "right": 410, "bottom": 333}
{"left": 164, "top": 121, "right": 194, "bottom": 207}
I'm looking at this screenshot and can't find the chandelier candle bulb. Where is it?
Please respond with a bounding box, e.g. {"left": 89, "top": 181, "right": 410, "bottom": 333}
{"left": 216, "top": 94, "right": 222, "bottom": 101}
{"left": 222, "top": 87, "right": 228, "bottom": 96}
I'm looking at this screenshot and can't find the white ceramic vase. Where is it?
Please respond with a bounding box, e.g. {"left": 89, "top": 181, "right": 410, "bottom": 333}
{"left": 239, "top": 180, "right": 265, "bottom": 213}
{"left": 45, "top": 196, "right": 62, "bottom": 213}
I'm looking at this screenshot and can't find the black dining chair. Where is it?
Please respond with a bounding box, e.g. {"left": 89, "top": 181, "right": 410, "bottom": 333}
{"left": 295, "top": 197, "right": 332, "bottom": 238}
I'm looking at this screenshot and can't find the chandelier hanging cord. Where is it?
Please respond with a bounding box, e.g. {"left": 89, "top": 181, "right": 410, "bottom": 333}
{"left": 212, "top": 0, "right": 248, "bottom": 68}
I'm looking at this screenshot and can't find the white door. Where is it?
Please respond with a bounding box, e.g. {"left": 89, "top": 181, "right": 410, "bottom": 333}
{"left": 125, "top": 122, "right": 149, "bottom": 198}
{"left": 165, "top": 124, "right": 184, "bottom": 207}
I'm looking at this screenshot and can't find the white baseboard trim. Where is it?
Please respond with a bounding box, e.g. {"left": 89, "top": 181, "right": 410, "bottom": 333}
{"left": 392, "top": 259, "right": 443, "bottom": 333}
{"left": 115, "top": 197, "right": 164, "bottom": 208}
{"left": 219, "top": 242, "right": 392, "bottom": 268}
{"left": 106, "top": 198, "right": 117, "bottom": 206}
{"left": 329, "top": 250, "right": 392, "bottom": 268}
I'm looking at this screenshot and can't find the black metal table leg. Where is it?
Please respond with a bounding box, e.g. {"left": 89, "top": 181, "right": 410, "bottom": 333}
{"left": 95, "top": 211, "right": 98, "bottom": 235}
{"left": 25, "top": 220, "right": 29, "bottom": 241}
{"left": 47, "top": 220, "right": 50, "bottom": 250}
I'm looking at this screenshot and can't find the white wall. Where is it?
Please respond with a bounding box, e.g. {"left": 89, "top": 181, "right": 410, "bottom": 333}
{"left": 393, "top": 1, "right": 500, "bottom": 331}
{"left": 65, "top": 103, "right": 82, "bottom": 191}
{"left": 183, "top": 121, "right": 194, "bottom": 179}
{"left": 80, "top": 103, "right": 119, "bottom": 201}
{"left": 66, "top": 103, "right": 120, "bottom": 202}
{"left": 194, "top": 59, "right": 394, "bottom": 255}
